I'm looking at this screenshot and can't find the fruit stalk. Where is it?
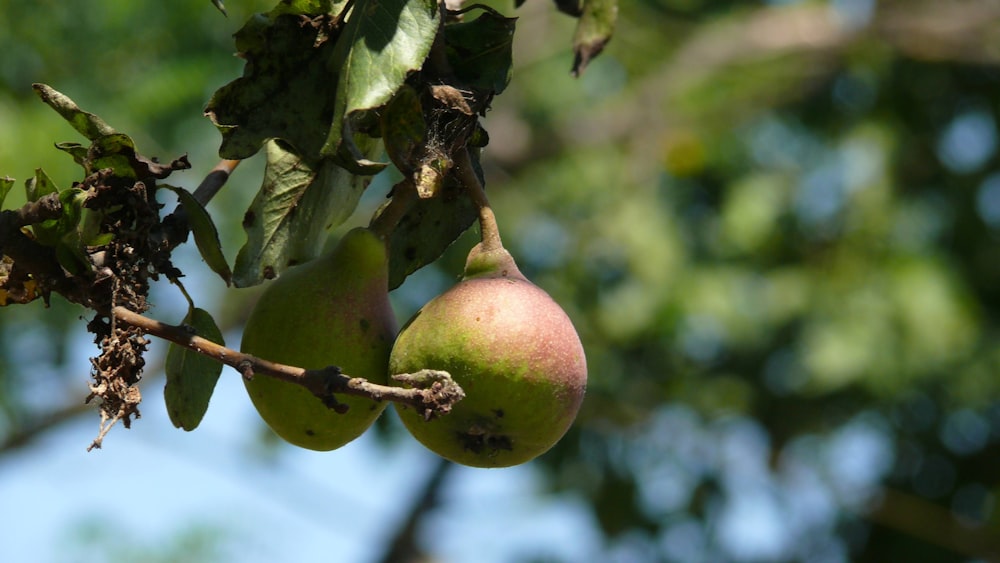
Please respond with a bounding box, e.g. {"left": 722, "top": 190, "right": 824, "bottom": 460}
{"left": 454, "top": 148, "right": 503, "bottom": 252}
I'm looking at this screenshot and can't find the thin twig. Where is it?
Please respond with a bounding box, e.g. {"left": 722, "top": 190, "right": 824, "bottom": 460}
{"left": 375, "top": 456, "right": 453, "bottom": 563}
{"left": 110, "top": 306, "right": 464, "bottom": 418}
{"left": 192, "top": 159, "right": 240, "bottom": 206}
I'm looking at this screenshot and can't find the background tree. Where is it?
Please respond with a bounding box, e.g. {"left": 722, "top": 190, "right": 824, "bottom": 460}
{"left": 3, "top": 0, "right": 1000, "bottom": 561}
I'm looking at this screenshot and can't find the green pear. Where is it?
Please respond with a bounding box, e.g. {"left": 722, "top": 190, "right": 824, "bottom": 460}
{"left": 389, "top": 243, "right": 587, "bottom": 467}
{"left": 240, "top": 227, "right": 397, "bottom": 450}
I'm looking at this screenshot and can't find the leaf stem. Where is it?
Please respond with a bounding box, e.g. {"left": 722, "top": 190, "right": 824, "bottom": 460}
{"left": 110, "top": 306, "right": 464, "bottom": 418}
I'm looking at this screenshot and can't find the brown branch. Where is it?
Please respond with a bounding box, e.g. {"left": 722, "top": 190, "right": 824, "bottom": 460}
{"left": 110, "top": 306, "right": 464, "bottom": 418}
{"left": 375, "top": 456, "right": 453, "bottom": 563}
{"left": 453, "top": 148, "right": 503, "bottom": 252}
{"left": 192, "top": 159, "right": 240, "bottom": 206}
{"left": 0, "top": 400, "right": 93, "bottom": 453}
{"left": 865, "top": 487, "right": 1000, "bottom": 559}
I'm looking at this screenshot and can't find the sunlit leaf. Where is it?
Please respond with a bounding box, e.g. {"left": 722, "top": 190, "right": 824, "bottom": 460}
{"left": 88, "top": 133, "right": 140, "bottom": 178}
{"left": 232, "top": 139, "right": 375, "bottom": 287}
{"left": 322, "top": 0, "right": 440, "bottom": 170}
{"left": 54, "top": 142, "right": 88, "bottom": 167}
{"left": 32, "top": 83, "right": 117, "bottom": 141}
{"left": 164, "top": 307, "right": 226, "bottom": 431}
{"left": 571, "top": 0, "right": 617, "bottom": 77}
{"left": 0, "top": 176, "right": 13, "bottom": 209}
{"left": 25, "top": 167, "right": 57, "bottom": 203}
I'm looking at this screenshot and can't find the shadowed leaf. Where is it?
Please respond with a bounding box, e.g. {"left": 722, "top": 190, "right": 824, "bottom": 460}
{"left": 205, "top": 4, "right": 341, "bottom": 160}
{"left": 378, "top": 150, "right": 484, "bottom": 289}
{"left": 165, "top": 307, "right": 226, "bottom": 431}
{"left": 166, "top": 185, "right": 232, "bottom": 286}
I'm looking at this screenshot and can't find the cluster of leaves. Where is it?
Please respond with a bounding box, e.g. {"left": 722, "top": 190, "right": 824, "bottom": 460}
{"left": 0, "top": 85, "right": 225, "bottom": 448}
{"left": 0, "top": 0, "right": 617, "bottom": 444}
{"left": 203, "top": 0, "right": 515, "bottom": 288}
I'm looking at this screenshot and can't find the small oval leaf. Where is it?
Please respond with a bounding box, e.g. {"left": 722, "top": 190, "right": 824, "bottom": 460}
{"left": 168, "top": 185, "right": 233, "bottom": 286}
{"left": 164, "top": 307, "right": 226, "bottom": 431}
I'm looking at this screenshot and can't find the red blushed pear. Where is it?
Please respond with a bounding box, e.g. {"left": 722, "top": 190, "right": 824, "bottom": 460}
{"left": 240, "top": 227, "right": 397, "bottom": 451}
{"left": 389, "top": 243, "right": 587, "bottom": 467}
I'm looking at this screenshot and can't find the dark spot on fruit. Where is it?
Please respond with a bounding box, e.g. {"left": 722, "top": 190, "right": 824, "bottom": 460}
{"left": 493, "top": 408, "right": 504, "bottom": 418}
{"left": 359, "top": 318, "right": 371, "bottom": 332}
{"left": 263, "top": 265, "right": 276, "bottom": 279}
{"left": 242, "top": 210, "right": 256, "bottom": 228}
{"left": 304, "top": 429, "right": 316, "bottom": 436}
{"left": 404, "top": 246, "right": 417, "bottom": 260}
{"left": 458, "top": 430, "right": 513, "bottom": 454}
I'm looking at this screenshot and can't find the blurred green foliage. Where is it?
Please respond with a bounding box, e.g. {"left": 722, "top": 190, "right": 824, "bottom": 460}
{"left": 3, "top": 0, "right": 1000, "bottom": 561}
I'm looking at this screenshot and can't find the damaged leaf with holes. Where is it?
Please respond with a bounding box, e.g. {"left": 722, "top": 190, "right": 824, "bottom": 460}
{"left": 205, "top": 2, "right": 345, "bottom": 161}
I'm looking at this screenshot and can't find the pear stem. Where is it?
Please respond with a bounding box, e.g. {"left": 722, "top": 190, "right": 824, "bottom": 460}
{"left": 110, "top": 306, "right": 464, "bottom": 418}
{"left": 454, "top": 148, "right": 503, "bottom": 252}
{"left": 369, "top": 177, "right": 418, "bottom": 241}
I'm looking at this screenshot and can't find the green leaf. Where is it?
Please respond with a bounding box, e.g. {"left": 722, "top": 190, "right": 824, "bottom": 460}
{"left": 0, "top": 177, "right": 12, "bottom": 209}
{"left": 232, "top": 139, "right": 375, "bottom": 287}
{"left": 164, "top": 307, "right": 226, "bottom": 431}
{"left": 54, "top": 142, "right": 89, "bottom": 167}
{"left": 79, "top": 208, "right": 112, "bottom": 247}
{"left": 443, "top": 10, "right": 517, "bottom": 95}
{"left": 25, "top": 168, "right": 57, "bottom": 203}
{"left": 204, "top": 7, "right": 341, "bottom": 160}
{"left": 32, "top": 83, "right": 117, "bottom": 141}
{"left": 571, "top": 0, "right": 617, "bottom": 77}
{"left": 88, "top": 133, "right": 140, "bottom": 178}
{"left": 321, "top": 0, "right": 440, "bottom": 169}
{"left": 381, "top": 85, "right": 426, "bottom": 175}
{"left": 31, "top": 186, "right": 86, "bottom": 247}
{"left": 379, "top": 150, "right": 484, "bottom": 289}
{"left": 165, "top": 186, "right": 232, "bottom": 286}
{"left": 268, "top": 0, "right": 348, "bottom": 17}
